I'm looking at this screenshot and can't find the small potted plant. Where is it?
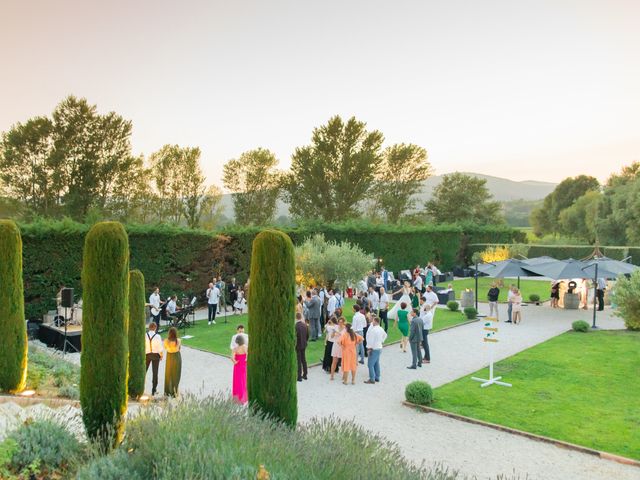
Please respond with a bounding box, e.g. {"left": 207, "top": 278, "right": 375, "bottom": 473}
{"left": 529, "top": 293, "right": 541, "bottom": 305}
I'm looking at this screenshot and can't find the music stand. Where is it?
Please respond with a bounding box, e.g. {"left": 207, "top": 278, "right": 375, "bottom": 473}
{"left": 62, "top": 305, "right": 79, "bottom": 355}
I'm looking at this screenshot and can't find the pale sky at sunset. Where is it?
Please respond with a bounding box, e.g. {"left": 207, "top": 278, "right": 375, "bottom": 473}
{"left": 1, "top": 0, "right": 639, "bottom": 188}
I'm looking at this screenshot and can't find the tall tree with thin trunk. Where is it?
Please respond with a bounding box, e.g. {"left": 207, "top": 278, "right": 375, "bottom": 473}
{"left": 248, "top": 229, "right": 297, "bottom": 427}
{"left": 0, "top": 220, "right": 27, "bottom": 392}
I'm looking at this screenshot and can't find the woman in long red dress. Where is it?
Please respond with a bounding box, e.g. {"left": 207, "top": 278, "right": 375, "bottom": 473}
{"left": 232, "top": 334, "right": 248, "bottom": 404}
{"left": 338, "top": 323, "right": 363, "bottom": 385}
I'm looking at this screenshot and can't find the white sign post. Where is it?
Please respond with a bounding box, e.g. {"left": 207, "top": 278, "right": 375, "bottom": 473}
{"left": 471, "top": 317, "right": 512, "bottom": 388}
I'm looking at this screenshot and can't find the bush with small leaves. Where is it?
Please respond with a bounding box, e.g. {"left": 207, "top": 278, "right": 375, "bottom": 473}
{"left": 463, "top": 307, "right": 477, "bottom": 319}
{"left": 447, "top": 301, "right": 459, "bottom": 312}
{"left": 612, "top": 270, "right": 640, "bottom": 331}
{"left": 529, "top": 294, "right": 540, "bottom": 303}
{"left": 572, "top": 320, "right": 590, "bottom": 332}
{"left": 8, "top": 420, "right": 82, "bottom": 473}
{"left": 59, "top": 384, "right": 80, "bottom": 399}
{"left": 405, "top": 381, "right": 434, "bottom": 406}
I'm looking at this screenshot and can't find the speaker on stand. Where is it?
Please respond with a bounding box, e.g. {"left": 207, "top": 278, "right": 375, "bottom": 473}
{"left": 60, "top": 288, "right": 79, "bottom": 355}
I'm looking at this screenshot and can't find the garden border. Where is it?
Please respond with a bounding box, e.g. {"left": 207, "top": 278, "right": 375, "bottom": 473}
{"left": 403, "top": 401, "right": 640, "bottom": 468}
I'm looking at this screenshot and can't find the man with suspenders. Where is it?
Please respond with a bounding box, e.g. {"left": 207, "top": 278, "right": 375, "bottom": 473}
{"left": 145, "top": 322, "right": 164, "bottom": 395}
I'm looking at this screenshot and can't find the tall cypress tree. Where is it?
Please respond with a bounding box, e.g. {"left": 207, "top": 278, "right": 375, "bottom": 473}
{"left": 127, "top": 270, "right": 146, "bottom": 399}
{"left": 80, "top": 222, "right": 130, "bottom": 447}
{"left": 0, "top": 220, "right": 27, "bottom": 392}
{"left": 247, "top": 229, "right": 297, "bottom": 426}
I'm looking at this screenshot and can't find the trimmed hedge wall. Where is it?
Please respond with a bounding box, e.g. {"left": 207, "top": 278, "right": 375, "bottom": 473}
{"left": 20, "top": 220, "right": 523, "bottom": 319}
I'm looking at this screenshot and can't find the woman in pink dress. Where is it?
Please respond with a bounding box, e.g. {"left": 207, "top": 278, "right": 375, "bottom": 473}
{"left": 232, "top": 334, "right": 248, "bottom": 404}
{"left": 338, "top": 323, "right": 363, "bottom": 385}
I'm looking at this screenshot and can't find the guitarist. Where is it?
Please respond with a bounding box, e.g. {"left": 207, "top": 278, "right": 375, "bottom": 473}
{"left": 148, "top": 287, "right": 164, "bottom": 328}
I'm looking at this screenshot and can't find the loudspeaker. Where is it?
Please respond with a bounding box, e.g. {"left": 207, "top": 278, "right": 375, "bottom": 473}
{"left": 61, "top": 288, "right": 74, "bottom": 308}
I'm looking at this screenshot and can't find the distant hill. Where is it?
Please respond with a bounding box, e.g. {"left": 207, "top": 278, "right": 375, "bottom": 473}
{"left": 218, "top": 172, "right": 557, "bottom": 220}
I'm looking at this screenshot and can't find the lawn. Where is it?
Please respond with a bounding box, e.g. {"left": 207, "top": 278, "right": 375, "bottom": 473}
{"left": 179, "top": 299, "right": 471, "bottom": 362}
{"left": 451, "top": 277, "right": 551, "bottom": 303}
{"left": 431, "top": 330, "right": 640, "bottom": 459}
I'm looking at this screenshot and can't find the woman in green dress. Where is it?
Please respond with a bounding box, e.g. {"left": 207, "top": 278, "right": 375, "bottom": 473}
{"left": 411, "top": 288, "right": 420, "bottom": 309}
{"left": 395, "top": 302, "right": 410, "bottom": 352}
{"left": 164, "top": 327, "right": 182, "bottom": 397}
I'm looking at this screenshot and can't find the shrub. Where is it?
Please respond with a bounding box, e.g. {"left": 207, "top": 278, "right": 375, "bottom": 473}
{"left": 59, "top": 384, "right": 80, "bottom": 399}
{"left": 128, "top": 270, "right": 146, "bottom": 399}
{"left": 572, "top": 320, "right": 590, "bottom": 332}
{"left": 405, "top": 381, "right": 434, "bottom": 406}
{"left": 248, "top": 230, "right": 297, "bottom": 427}
{"left": 447, "top": 301, "right": 459, "bottom": 312}
{"left": 612, "top": 270, "right": 640, "bottom": 331}
{"left": 80, "top": 222, "right": 130, "bottom": 447}
{"left": 8, "top": 420, "right": 82, "bottom": 473}
{"left": 0, "top": 220, "right": 27, "bottom": 392}
{"left": 463, "top": 307, "right": 478, "bottom": 319}
{"left": 529, "top": 294, "right": 541, "bottom": 303}
{"left": 77, "top": 396, "right": 434, "bottom": 479}
{"left": 76, "top": 450, "right": 145, "bottom": 480}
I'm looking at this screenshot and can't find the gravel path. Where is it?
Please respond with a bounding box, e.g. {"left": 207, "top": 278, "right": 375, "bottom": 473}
{"left": 152, "top": 304, "right": 638, "bottom": 480}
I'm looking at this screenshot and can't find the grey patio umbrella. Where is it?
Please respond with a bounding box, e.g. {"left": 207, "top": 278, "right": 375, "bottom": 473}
{"left": 470, "top": 259, "right": 542, "bottom": 311}
{"left": 520, "top": 256, "right": 556, "bottom": 266}
{"left": 521, "top": 258, "right": 616, "bottom": 280}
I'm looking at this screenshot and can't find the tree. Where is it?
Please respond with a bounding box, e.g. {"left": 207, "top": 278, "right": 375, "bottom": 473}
{"left": 530, "top": 175, "right": 600, "bottom": 237}
{"left": 557, "top": 191, "right": 601, "bottom": 243}
{"left": 597, "top": 163, "right": 640, "bottom": 245}
{"left": 248, "top": 230, "right": 297, "bottom": 427}
{"left": 424, "top": 173, "right": 504, "bottom": 225}
{"left": 295, "top": 234, "right": 374, "bottom": 288}
{"left": 373, "top": 144, "right": 432, "bottom": 222}
{"left": 223, "top": 148, "right": 282, "bottom": 225}
{"left": 0, "top": 220, "right": 27, "bottom": 392}
{"left": 613, "top": 269, "right": 640, "bottom": 331}
{"left": 0, "top": 117, "right": 59, "bottom": 217}
{"left": 285, "top": 116, "right": 384, "bottom": 221}
{"left": 80, "top": 221, "right": 129, "bottom": 447}
{"left": 127, "top": 270, "right": 146, "bottom": 399}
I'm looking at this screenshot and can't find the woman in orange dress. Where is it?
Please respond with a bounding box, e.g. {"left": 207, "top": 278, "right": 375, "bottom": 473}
{"left": 338, "top": 323, "right": 363, "bottom": 385}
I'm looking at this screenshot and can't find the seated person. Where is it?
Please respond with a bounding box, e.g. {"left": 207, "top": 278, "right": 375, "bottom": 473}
{"left": 166, "top": 295, "right": 180, "bottom": 320}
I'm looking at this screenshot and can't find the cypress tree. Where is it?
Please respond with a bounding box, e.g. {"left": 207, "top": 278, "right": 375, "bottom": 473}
{"left": 0, "top": 220, "right": 27, "bottom": 392}
{"left": 247, "top": 229, "right": 297, "bottom": 426}
{"left": 127, "top": 270, "right": 146, "bottom": 399}
{"left": 80, "top": 221, "right": 130, "bottom": 446}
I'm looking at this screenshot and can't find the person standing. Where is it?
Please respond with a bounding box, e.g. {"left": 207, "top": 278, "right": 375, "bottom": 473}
{"left": 506, "top": 284, "right": 516, "bottom": 323}
{"left": 229, "top": 324, "right": 249, "bottom": 351}
{"left": 305, "top": 290, "right": 321, "bottom": 341}
{"left": 413, "top": 273, "right": 424, "bottom": 294}
{"left": 419, "top": 297, "right": 433, "bottom": 364}
{"left": 579, "top": 278, "right": 590, "bottom": 309}
{"left": 206, "top": 282, "right": 220, "bottom": 325}
{"left": 327, "top": 289, "right": 338, "bottom": 318}
{"left": 228, "top": 278, "right": 239, "bottom": 309}
{"left": 364, "top": 316, "right": 387, "bottom": 384}
{"left": 163, "top": 327, "right": 182, "bottom": 397}
{"left": 512, "top": 288, "right": 523, "bottom": 324}
{"left": 396, "top": 302, "right": 410, "bottom": 353}
{"left": 338, "top": 323, "right": 363, "bottom": 385}
{"left": 407, "top": 309, "right": 424, "bottom": 369}
{"left": 351, "top": 304, "right": 367, "bottom": 364}
{"left": 232, "top": 334, "right": 248, "bottom": 404}
{"left": 330, "top": 317, "right": 346, "bottom": 380}
{"left": 487, "top": 283, "right": 500, "bottom": 320}
{"left": 596, "top": 278, "right": 606, "bottom": 311}
{"left": 381, "top": 267, "right": 389, "bottom": 291}
{"left": 145, "top": 322, "right": 163, "bottom": 396}
{"left": 318, "top": 286, "right": 327, "bottom": 330}
{"left": 295, "top": 313, "right": 309, "bottom": 382}
{"left": 368, "top": 286, "right": 380, "bottom": 314}
{"left": 149, "top": 287, "right": 162, "bottom": 328}
{"left": 378, "top": 287, "right": 389, "bottom": 332}
{"left": 322, "top": 317, "right": 338, "bottom": 372}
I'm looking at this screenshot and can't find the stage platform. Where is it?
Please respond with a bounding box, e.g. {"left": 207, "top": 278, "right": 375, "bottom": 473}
{"left": 38, "top": 323, "right": 82, "bottom": 352}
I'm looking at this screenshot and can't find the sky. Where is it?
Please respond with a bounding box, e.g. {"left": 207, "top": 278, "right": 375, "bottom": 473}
{"left": 1, "top": 0, "right": 639, "bottom": 189}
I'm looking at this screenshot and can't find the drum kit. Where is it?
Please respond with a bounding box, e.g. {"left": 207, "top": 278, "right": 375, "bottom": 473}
{"left": 52, "top": 300, "right": 82, "bottom": 327}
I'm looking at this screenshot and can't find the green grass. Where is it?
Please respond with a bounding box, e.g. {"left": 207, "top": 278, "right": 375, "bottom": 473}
{"left": 431, "top": 330, "right": 640, "bottom": 459}
{"left": 179, "top": 299, "right": 471, "bottom": 362}
{"left": 451, "top": 277, "right": 550, "bottom": 302}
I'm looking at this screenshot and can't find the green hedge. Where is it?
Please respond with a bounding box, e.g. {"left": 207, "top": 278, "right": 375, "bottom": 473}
{"left": 128, "top": 270, "right": 146, "bottom": 399}
{"left": 19, "top": 220, "right": 523, "bottom": 319}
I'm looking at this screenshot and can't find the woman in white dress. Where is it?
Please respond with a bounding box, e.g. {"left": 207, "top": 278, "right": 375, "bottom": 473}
{"left": 388, "top": 281, "right": 413, "bottom": 320}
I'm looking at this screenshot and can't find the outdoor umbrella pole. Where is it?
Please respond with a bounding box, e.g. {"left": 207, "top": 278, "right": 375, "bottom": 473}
{"left": 475, "top": 261, "right": 479, "bottom": 311}
{"left": 517, "top": 276, "right": 520, "bottom": 290}
{"left": 592, "top": 263, "right": 598, "bottom": 329}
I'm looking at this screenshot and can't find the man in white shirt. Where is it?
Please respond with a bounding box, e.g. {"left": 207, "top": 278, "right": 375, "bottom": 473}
{"left": 230, "top": 324, "right": 249, "bottom": 350}
{"left": 367, "top": 286, "right": 380, "bottom": 313}
{"left": 413, "top": 274, "right": 424, "bottom": 293}
{"left": 351, "top": 304, "right": 367, "bottom": 364}
{"left": 364, "top": 316, "right": 387, "bottom": 384}
{"left": 145, "top": 322, "right": 163, "bottom": 395}
{"left": 419, "top": 296, "right": 434, "bottom": 364}
{"left": 207, "top": 282, "right": 220, "bottom": 325}
{"left": 423, "top": 285, "right": 439, "bottom": 317}
{"left": 149, "top": 287, "right": 162, "bottom": 327}
{"left": 378, "top": 287, "right": 389, "bottom": 332}
{"left": 318, "top": 287, "right": 327, "bottom": 329}
{"left": 327, "top": 290, "right": 338, "bottom": 318}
